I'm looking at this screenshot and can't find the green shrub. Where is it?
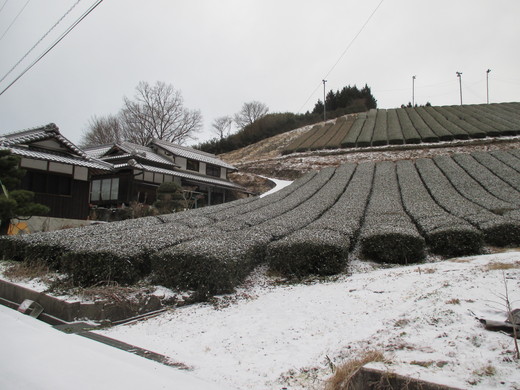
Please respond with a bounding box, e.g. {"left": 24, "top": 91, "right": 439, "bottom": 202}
{"left": 267, "top": 229, "right": 349, "bottom": 277}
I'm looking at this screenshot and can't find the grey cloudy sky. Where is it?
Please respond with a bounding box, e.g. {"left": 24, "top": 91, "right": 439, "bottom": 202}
{"left": 1, "top": 0, "right": 519, "bottom": 146}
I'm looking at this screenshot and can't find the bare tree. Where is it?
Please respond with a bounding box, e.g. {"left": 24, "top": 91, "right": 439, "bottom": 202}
{"left": 80, "top": 114, "right": 123, "bottom": 147}
{"left": 211, "top": 116, "right": 233, "bottom": 141}
{"left": 120, "top": 81, "right": 203, "bottom": 145}
{"left": 233, "top": 101, "right": 269, "bottom": 130}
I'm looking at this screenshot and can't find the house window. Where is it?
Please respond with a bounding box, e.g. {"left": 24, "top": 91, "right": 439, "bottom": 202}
{"left": 206, "top": 164, "right": 221, "bottom": 177}
{"left": 91, "top": 178, "right": 119, "bottom": 201}
{"left": 186, "top": 159, "right": 199, "bottom": 172}
{"left": 23, "top": 171, "right": 72, "bottom": 196}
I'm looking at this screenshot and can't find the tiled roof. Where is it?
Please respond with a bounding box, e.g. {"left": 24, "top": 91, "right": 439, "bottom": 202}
{"left": 114, "top": 162, "right": 244, "bottom": 190}
{"left": 84, "top": 141, "right": 175, "bottom": 167}
{"left": 0, "top": 123, "right": 87, "bottom": 158}
{"left": 1, "top": 146, "right": 112, "bottom": 170}
{"left": 152, "top": 138, "right": 236, "bottom": 170}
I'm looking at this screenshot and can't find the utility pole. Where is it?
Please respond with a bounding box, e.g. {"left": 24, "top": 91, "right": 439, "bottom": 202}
{"left": 322, "top": 79, "right": 327, "bottom": 121}
{"left": 412, "top": 75, "right": 416, "bottom": 107}
{"left": 456, "top": 72, "right": 463, "bottom": 105}
{"left": 486, "top": 69, "right": 491, "bottom": 104}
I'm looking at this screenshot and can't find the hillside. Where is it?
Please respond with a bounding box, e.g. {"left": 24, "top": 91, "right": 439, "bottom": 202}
{"left": 221, "top": 103, "right": 520, "bottom": 180}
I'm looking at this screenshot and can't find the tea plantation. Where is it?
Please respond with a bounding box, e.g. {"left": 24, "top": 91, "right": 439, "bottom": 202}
{"left": 2, "top": 149, "right": 520, "bottom": 296}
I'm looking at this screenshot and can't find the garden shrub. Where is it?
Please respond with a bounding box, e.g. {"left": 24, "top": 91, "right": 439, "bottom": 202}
{"left": 267, "top": 228, "right": 349, "bottom": 277}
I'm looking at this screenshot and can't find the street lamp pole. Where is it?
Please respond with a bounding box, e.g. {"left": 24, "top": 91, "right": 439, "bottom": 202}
{"left": 456, "top": 72, "right": 463, "bottom": 105}
{"left": 412, "top": 75, "right": 416, "bottom": 107}
{"left": 322, "top": 80, "right": 327, "bottom": 121}
{"left": 486, "top": 69, "right": 491, "bottom": 104}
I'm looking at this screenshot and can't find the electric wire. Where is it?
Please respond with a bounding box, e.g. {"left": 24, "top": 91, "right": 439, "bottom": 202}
{"left": 0, "top": 0, "right": 9, "bottom": 16}
{"left": 297, "top": 0, "right": 385, "bottom": 113}
{"left": 0, "top": 0, "right": 82, "bottom": 86}
{"left": 0, "top": 0, "right": 103, "bottom": 97}
{"left": 0, "top": 0, "right": 30, "bottom": 41}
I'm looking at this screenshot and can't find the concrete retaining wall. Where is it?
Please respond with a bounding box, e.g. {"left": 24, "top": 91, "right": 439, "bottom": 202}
{"left": 0, "top": 279, "right": 162, "bottom": 323}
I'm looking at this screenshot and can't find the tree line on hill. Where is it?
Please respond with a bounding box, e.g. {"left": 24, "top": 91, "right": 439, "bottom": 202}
{"left": 196, "top": 84, "right": 377, "bottom": 155}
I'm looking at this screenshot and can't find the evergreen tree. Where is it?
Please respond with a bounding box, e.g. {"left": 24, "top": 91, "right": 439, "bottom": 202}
{"left": 0, "top": 150, "right": 49, "bottom": 235}
{"left": 153, "top": 182, "right": 184, "bottom": 214}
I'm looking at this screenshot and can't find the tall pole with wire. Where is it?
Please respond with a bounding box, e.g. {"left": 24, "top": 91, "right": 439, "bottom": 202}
{"left": 322, "top": 79, "right": 327, "bottom": 121}
{"left": 456, "top": 72, "right": 463, "bottom": 105}
{"left": 412, "top": 75, "right": 416, "bottom": 107}
{"left": 486, "top": 69, "right": 491, "bottom": 104}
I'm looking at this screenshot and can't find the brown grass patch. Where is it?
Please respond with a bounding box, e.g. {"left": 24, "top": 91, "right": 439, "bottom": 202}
{"left": 484, "top": 261, "right": 520, "bottom": 271}
{"left": 324, "top": 350, "right": 388, "bottom": 390}
{"left": 410, "top": 360, "right": 435, "bottom": 368}
{"left": 445, "top": 298, "right": 460, "bottom": 305}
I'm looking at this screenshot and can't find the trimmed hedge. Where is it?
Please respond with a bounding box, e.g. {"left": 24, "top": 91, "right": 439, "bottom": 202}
{"left": 387, "top": 109, "right": 405, "bottom": 145}
{"left": 151, "top": 230, "right": 272, "bottom": 296}
{"left": 396, "top": 159, "right": 483, "bottom": 256}
{"left": 327, "top": 116, "right": 354, "bottom": 148}
{"left": 308, "top": 162, "right": 373, "bottom": 238}
{"left": 433, "top": 155, "right": 517, "bottom": 214}
{"left": 228, "top": 167, "right": 335, "bottom": 228}
{"left": 359, "top": 161, "right": 425, "bottom": 264}
{"left": 371, "top": 109, "right": 388, "bottom": 146}
{"left": 452, "top": 153, "right": 520, "bottom": 206}
{"left": 416, "top": 107, "right": 455, "bottom": 141}
{"left": 341, "top": 113, "right": 366, "bottom": 147}
{"left": 396, "top": 108, "right": 421, "bottom": 144}
{"left": 471, "top": 151, "right": 520, "bottom": 191}
{"left": 266, "top": 229, "right": 349, "bottom": 277}
{"left": 283, "top": 124, "right": 322, "bottom": 154}
{"left": 356, "top": 109, "right": 377, "bottom": 147}
{"left": 416, "top": 157, "right": 520, "bottom": 246}
{"left": 405, "top": 107, "right": 438, "bottom": 142}
{"left": 440, "top": 106, "right": 486, "bottom": 138}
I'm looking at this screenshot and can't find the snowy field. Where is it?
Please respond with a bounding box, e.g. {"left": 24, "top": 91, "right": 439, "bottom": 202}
{"left": 1, "top": 251, "right": 520, "bottom": 389}
{"left": 92, "top": 250, "right": 520, "bottom": 390}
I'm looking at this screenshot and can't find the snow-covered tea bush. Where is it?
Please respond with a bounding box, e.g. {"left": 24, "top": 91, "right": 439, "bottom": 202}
{"left": 267, "top": 228, "right": 348, "bottom": 277}
{"left": 396, "top": 159, "right": 483, "bottom": 256}
{"left": 359, "top": 161, "right": 425, "bottom": 263}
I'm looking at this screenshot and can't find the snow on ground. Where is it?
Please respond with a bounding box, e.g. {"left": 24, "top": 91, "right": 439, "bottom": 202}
{"left": 96, "top": 251, "right": 520, "bottom": 390}
{"left": 260, "top": 177, "right": 293, "bottom": 198}
{"left": 0, "top": 304, "right": 235, "bottom": 390}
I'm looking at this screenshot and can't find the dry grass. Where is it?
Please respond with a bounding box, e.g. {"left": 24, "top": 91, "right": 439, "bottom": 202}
{"left": 3, "top": 260, "right": 52, "bottom": 282}
{"left": 445, "top": 298, "right": 461, "bottom": 305}
{"left": 324, "top": 350, "right": 387, "bottom": 390}
{"left": 484, "top": 261, "right": 520, "bottom": 271}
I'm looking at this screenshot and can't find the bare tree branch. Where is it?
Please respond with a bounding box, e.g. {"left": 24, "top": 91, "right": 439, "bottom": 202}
{"left": 80, "top": 114, "right": 123, "bottom": 147}
{"left": 234, "top": 101, "right": 269, "bottom": 130}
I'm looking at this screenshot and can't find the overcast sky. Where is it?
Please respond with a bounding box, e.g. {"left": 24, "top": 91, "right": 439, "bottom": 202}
{"left": 1, "top": 0, "right": 519, "bottom": 146}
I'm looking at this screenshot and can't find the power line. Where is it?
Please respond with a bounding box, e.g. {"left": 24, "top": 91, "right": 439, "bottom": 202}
{"left": 0, "top": 0, "right": 103, "bottom": 97}
{"left": 0, "top": 0, "right": 9, "bottom": 15}
{"left": 297, "top": 0, "right": 385, "bottom": 113}
{"left": 0, "top": 0, "right": 82, "bottom": 86}
{"left": 0, "top": 0, "right": 31, "bottom": 41}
